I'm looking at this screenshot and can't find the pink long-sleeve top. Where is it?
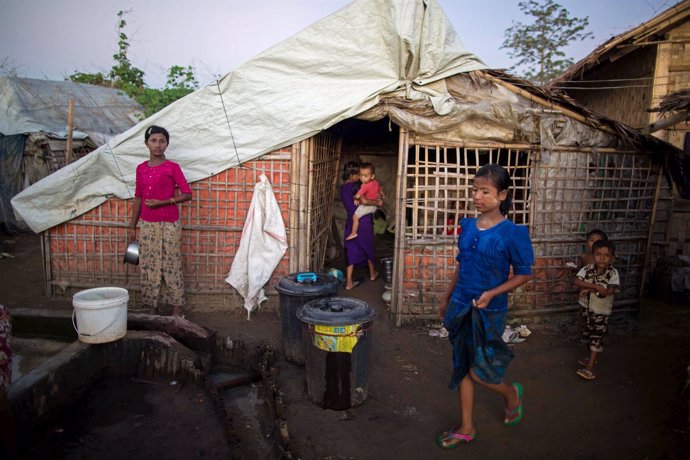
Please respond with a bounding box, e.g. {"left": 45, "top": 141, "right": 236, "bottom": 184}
{"left": 135, "top": 160, "right": 191, "bottom": 223}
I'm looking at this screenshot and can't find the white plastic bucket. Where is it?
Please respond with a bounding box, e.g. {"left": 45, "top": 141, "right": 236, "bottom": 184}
{"left": 72, "top": 287, "right": 128, "bottom": 344}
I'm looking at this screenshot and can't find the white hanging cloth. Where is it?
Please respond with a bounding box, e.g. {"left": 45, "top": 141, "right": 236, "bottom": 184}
{"left": 226, "top": 174, "right": 288, "bottom": 319}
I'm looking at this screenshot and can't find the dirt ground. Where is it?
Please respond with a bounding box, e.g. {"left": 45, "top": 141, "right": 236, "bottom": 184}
{"left": 2, "top": 232, "right": 690, "bottom": 459}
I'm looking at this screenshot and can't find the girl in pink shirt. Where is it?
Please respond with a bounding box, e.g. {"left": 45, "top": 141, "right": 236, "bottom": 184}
{"left": 129, "top": 126, "right": 192, "bottom": 316}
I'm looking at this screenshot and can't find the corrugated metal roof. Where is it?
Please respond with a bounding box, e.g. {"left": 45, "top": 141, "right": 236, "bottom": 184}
{"left": 0, "top": 76, "right": 143, "bottom": 145}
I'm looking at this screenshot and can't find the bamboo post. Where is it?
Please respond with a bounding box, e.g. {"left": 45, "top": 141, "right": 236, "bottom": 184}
{"left": 42, "top": 231, "right": 52, "bottom": 297}
{"left": 298, "top": 139, "right": 311, "bottom": 270}
{"left": 639, "top": 168, "right": 664, "bottom": 321}
{"left": 306, "top": 138, "right": 316, "bottom": 270}
{"left": 65, "top": 98, "right": 74, "bottom": 165}
{"left": 288, "top": 144, "right": 301, "bottom": 273}
{"left": 394, "top": 128, "right": 409, "bottom": 326}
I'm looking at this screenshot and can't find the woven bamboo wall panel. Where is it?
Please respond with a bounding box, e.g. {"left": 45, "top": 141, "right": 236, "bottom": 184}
{"left": 565, "top": 46, "right": 656, "bottom": 128}
{"left": 531, "top": 150, "right": 656, "bottom": 308}
{"left": 665, "top": 21, "right": 690, "bottom": 148}
{"left": 396, "top": 144, "right": 659, "bottom": 321}
{"left": 404, "top": 145, "right": 532, "bottom": 240}
{"left": 46, "top": 158, "right": 291, "bottom": 311}
{"left": 307, "top": 133, "right": 340, "bottom": 270}
{"left": 398, "top": 145, "right": 535, "bottom": 320}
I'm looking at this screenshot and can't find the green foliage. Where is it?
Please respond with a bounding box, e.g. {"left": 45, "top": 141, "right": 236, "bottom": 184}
{"left": 68, "top": 72, "right": 110, "bottom": 86}
{"left": 136, "top": 88, "right": 195, "bottom": 118}
{"left": 109, "top": 10, "right": 145, "bottom": 97}
{"left": 135, "top": 65, "right": 198, "bottom": 117}
{"left": 502, "top": 0, "right": 594, "bottom": 85}
{"left": 166, "top": 65, "right": 198, "bottom": 91}
{"left": 66, "top": 10, "right": 198, "bottom": 116}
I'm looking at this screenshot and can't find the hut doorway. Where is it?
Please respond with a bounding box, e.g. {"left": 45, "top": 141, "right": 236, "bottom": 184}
{"left": 324, "top": 118, "right": 400, "bottom": 276}
{"left": 291, "top": 132, "right": 343, "bottom": 272}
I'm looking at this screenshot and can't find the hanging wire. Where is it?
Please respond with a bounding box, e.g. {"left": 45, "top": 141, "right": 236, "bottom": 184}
{"left": 549, "top": 84, "right": 656, "bottom": 90}
{"left": 503, "top": 69, "right": 688, "bottom": 89}
{"left": 509, "top": 77, "right": 690, "bottom": 91}
{"left": 105, "top": 142, "right": 134, "bottom": 199}
{"left": 554, "top": 76, "right": 655, "bottom": 83}
{"left": 215, "top": 79, "right": 250, "bottom": 172}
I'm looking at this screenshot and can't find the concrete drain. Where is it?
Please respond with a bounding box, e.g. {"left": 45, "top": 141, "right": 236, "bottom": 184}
{"left": 10, "top": 320, "right": 291, "bottom": 459}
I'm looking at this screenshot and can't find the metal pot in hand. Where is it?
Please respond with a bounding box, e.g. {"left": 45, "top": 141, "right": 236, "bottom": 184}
{"left": 124, "top": 241, "right": 140, "bottom": 265}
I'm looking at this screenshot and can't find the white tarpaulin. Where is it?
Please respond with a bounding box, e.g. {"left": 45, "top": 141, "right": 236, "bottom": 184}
{"left": 226, "top": 174, "right": 288, "bottom": 319}
{"left": 12, "top": 0, "right": 485, "bottom": 233}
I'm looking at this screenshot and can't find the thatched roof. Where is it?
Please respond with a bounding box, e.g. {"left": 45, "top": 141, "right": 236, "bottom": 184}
{"left": 483, "top": 69, "right": 675, "bottom": 152}
{"left": 491, "top": 68, "right": 688, "bottom": 193}
{"left": 551, "top": 1, "right": 690, "bottom": 84}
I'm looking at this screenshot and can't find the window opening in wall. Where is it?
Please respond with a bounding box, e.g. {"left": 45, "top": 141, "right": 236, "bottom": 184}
{"left": 404, "top": 145, "right": 534, "bottom": 241}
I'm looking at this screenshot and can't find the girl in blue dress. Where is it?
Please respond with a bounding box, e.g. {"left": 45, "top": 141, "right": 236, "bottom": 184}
{"left": 437, "top": 164, "right": 534, "bottom": 448}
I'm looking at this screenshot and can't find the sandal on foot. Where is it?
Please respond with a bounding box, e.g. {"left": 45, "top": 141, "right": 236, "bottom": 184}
{"left": 436, "top": 428, "right": 476, "bottom": 449}
{"left": 577, "top": 357, "right": 598, "bottom": 367}
{"left": 504, "top": 382, "right": 523, "bottom": 426}
{"left": 576, "top": 368, "right": 596, "bottom": 380}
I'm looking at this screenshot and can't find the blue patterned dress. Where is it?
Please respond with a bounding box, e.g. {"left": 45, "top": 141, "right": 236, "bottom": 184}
{"left": 443, "top": 218, "right": 534, "bottom": 388}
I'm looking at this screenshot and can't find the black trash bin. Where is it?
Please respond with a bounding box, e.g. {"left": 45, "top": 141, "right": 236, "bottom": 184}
{"left": 297, "top": 297, "right": 375, "bottom": 410}
{"left": 275, "top": 272, "right": 339, "bottom": 364}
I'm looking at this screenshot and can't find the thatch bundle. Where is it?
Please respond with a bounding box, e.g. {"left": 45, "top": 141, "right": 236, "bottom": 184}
{"left": 657, "top": 89, "right": 690, "bottom": 114}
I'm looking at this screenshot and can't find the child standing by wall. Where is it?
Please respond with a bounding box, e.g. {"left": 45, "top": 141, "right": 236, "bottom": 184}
{"left": 573, "top": 239, "right": 620, "bottom": 380}
{"left": 574, "top": 229, "right": 608, "bottom": 343}
{"left": 579, "top": 229, "right": 608, "bottom": 267}
{"left": 437, "top": 164, "right": 534, "bottom": 448}
{"left": 346, "top": 162, "right": 383, "bottom": 241}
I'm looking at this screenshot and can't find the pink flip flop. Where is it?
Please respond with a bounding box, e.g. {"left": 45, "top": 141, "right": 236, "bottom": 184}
{"left": 437, "top": 428, "right": 476, "bottom": 448}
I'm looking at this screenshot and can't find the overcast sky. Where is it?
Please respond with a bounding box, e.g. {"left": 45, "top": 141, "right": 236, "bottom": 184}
{"left": 0, "top": 0, "right": 677, "bottom": 88}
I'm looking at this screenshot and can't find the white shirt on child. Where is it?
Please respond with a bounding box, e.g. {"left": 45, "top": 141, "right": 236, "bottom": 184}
{"left": 576, "top": 264, "right": 621, "bottom": 315}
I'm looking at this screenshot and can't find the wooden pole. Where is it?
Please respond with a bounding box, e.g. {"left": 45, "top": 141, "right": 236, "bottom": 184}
{"left": 65, "top": 98, "right": 75, "bottom": 165}
{"left": 298, "top": 139, "right": 311, "bottom": 270}
{"left": 639, "top": 168, "right": 664, "bottom": 322}
{"left": 288, "top": 144, "right": 301, "bottom": 273}
{"left": 642, "top": 110, "right": 690, "bottom": 134}
{"left": 394, "top": 127, "right": 409, "bottom": 326}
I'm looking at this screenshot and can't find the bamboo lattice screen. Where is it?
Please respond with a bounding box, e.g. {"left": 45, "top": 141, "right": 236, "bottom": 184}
{"left": 529, "top": 149, "right": 659, "bottom": 312}
{"left": 394, "top": 141, "right": 660, "bottom": 322}
{"left": 306, "top": 133, "right": 341, "bottom": 271}
{"left": 45, "top": 155, "right": 292, "bottom": 311}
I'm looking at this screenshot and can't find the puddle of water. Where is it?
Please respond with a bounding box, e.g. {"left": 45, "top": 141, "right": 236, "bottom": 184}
{"left": 11, "top": 336, "right": 73, "bottom": 381}
{"left": 220, "top": 377, "right": 275, "bottom": 459}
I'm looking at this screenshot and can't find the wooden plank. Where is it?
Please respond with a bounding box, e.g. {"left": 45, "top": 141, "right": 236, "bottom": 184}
{"left": 65, "top": 98, "right": 74, "bottom": 165}
{"left": 649, "top": 42, "right": 672, "bottom": 127}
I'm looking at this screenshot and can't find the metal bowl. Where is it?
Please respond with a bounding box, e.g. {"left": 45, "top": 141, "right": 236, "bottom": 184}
{"left": 124, "top": 241, "right": 140, "bottom": 265}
